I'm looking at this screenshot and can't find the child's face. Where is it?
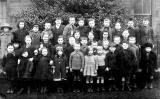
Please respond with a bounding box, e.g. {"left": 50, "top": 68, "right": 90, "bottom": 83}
{"left": 88, "top": 32, "right": 94, "bottom": 40}
{"left": 55, "top": 19, "right": 62, "bottom": 25}
{"left": 58, "top": 38, "right": 63, "bottom": 44}
{"left": 22, "top": 51, "right": 28, "bottom": 57}
{"left": 25, "top": 37, "right": 32, "bottom": 44}
{"left": 43, "top": 34, "right": 49, "bottom": 42}
{"left": 122, "top": 30, "right": 129, "bottom": 38}
{"left": 89, "top": 21, "right": 95, "bottom": 28}
{"left": 7, "top": 45, "right": 14, "bottom": 53}
{"left": 103, "top": 20, "right": 110, "bottom": 27}
{"left": 74, "top": 44, "right": 80, "bottom": 50}
{"left": 58, "top": 50, "right": 63, "bottom": 56}
{"left": 143, "top": 20, "right": 149, "bottom": 26}
{"left": 103, "top": 32, "right": 109, "bottom": 38}
{"left": 69, "top": 37, "right": 75, "bottom": 45}
{"left": 92, "top": 42, "right": 98, "bottom": 48}
{"left": 19, "top": 22, "right": 25, "bottom": 29}
{"left": 103, "top": 40, "right": 109, "bottom": 49}
{"left": 145, "top": 47, "right": 151, "bottom": 52}
{"left": 128, "top": 21, "right": 134, "bottom": 27}
{"left": 97, "top": 47, "right": 103, "bottom": 54}
{"left": 78, "top": 20, "right": 84, "bottom": 26}
{"left": 74, "top": 32, "right": 80, "bottom": 39}
{"left": 81, "top": 39, "right": 88, "bottom": 46}
{"left": 115, "top": 23, "right": 121, "bottom": 30}
{"left": 88, "top": 48, "right": 93, "bottom": 55}
{"left": 114, "top": 37, "right": 121, "bottom": 44}
{"left": 42, "top": 49, "right": 48, "bottom": 56}
{"left": 69, "top": 17, "right": 75, "bottom": 25}
{"left": 3, "top": 27, "right": 9, "bottom": 32}
{"left": 129, "top": 37, "right": 136, "bottom": 44}
{"left": 33, "top": 26, "right": 39, "bottom": 32}
{"left": 45, "top": 23, "right": 51, "bottom": 29}
{"left": 122, "top": 43, "right": 129, "bottom": 49}
{"left": 109, "top": 46, "right": 116, "bottom": 52}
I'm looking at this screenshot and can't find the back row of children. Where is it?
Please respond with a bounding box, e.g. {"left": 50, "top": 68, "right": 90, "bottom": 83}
{"left": 0, "top": 16, "right": 157, "bottom": 94}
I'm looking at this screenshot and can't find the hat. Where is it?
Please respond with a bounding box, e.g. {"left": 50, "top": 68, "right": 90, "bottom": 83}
{"left": 144, "top": 43, "right": 153, "bottom": 48}
{"left": 1, "top": 23, "right": 12, "bottom": 30}
{"left": 80, "top": 36, "right": 88, "bottom": 40}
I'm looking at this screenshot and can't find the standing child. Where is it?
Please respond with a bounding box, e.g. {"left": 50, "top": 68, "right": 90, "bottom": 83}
{"left": 96, "top": 46, "right": 106, "bottom": 92}
{"left": 139, "top": 43, "right": 157, "bottom": 89}
{"left": 1, "top": 43, "right": 18, "bottom": 94}
{"left": 69, "top": 44, "right": 84, "bottom": 92}
{"left": 84, "top": 46, "right": 98, "bottom": 93}
{"left": 34, "top": 47, "right": 53, "bottom": 94}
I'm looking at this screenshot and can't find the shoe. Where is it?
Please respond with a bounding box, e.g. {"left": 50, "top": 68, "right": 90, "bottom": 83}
{"left": 6, "top": 89, "right": 11, "bottom": 94}
{"left": 149, "top": 83, "right": 153, "bottom": 89}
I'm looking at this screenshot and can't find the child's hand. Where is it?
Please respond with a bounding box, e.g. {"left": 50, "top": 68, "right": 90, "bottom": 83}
{"left": 22, "top": 52, "right": 28, "bottom": 57}
{"left": 80, "top": 68, "right": 83, "bottom": 72}
{"left": 18, "top": 59, "right": 21, "bottom": 64}
{"left": 94, "top": 70, "right": 97, "bottom": 74}
{"left": 138, "top": 69, "right": 142, "bottom": 72}
{"left": 105, "top": 67, "right": 109, "bottom": 71}
{"left": 29, "top": 58, "right": 33, "bottom": 61}
{"left": 70, "top": 68, "right": 72, "bottom": 72}
{"left": 50, "top": 60, "right": 53, "bottom": 65}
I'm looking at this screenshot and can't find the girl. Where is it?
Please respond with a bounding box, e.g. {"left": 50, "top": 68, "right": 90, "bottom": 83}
{"left": 96, "top": 46, "right": 106, "bottom": 92}
{"left": 17, "top": 35, "right": 35, "bottom": 94}
{"left": 74, "top": 30, "right": 81, "bottom": 44}
{"left": 1, "top": 43, "right": 18, "bottom": 94}
{"left": 34, "top": 47, "right": 53, "bottom": 94}
{"left": 84, "top": 46, "right": 98, "bottom": 92}
{"left": 121, "top": 30, "right": 130, "bottom": 42}
{"left": 88, "top": 31, "right": 95, "bottom": 46}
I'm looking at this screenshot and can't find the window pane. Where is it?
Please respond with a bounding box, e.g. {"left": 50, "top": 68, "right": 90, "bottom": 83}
{"left": 133, "top": 0, "right": 143, "bottom": 14}
{"left": 143, "top": 0, "right": 151, "bottom": 14}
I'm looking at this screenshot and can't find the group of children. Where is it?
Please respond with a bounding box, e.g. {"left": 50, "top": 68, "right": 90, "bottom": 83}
{"left": 0, "top": 16, "right": 157, "bottom": 94}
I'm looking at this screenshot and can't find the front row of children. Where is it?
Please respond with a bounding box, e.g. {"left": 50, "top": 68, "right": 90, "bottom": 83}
{"left": 0, "top": 33, "right": 157, "bottom": 94}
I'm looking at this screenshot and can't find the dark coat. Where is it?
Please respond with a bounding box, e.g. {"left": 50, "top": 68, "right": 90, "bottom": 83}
{"left": 51, "top": 25, "right": 65, "bottom": 45}
{"left": 34, "top": 55, "right": 52, "bottom": 80}
{"left": 53, "top": 54, "right": 68, "bottom": 79}
{"left": 138, "top": 25, "right": 154, "bottom": 45}
{"left": 111, "top": 29, "right": 123, "bottom": 40}
{"left": 12, "top": 29, "right": 29, "bottom": 46}
{"left": 140, "top": 51, "right": 157, "bottom": 75}
{"left": 86, "top": 26, "right": 101, "bottom": 41}
{"left": 76, "top": 26, "right": 88, "bottom": 37}
{"left": 1, "top": 53, "right": 18, "bottom": 80}
{"left": 29, "top": 30, "right": 41, "bottom": 48}
{"left": 127, "top": 27, "right": 140, "bottom": 44}
{"left": 116, "top": 49, "right": 136, "bottom": 77}
{"left": 64, "top": 44, "right": 74, "bottom": 61}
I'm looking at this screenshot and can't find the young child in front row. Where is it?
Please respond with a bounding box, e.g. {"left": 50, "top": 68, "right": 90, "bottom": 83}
{"left": 69, "top": 44, "right": 84, "bottom": 92}
{"left": 84, "top": 46, "right": 98, "bottom": 93}
{"left": 1, "top": 43, "right": 18, "bottom": 94}
{"left": 96, "top": 46, "right": 106, "bottom": 92}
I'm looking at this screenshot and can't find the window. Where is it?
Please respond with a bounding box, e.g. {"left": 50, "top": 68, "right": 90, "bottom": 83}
{"left": 133, "top": 0, "right": 151, "bottom": 15}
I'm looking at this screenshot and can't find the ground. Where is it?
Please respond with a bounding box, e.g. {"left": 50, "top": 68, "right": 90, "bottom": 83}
{"left": 0, "top": 78, "right": 160, "bottom": 99}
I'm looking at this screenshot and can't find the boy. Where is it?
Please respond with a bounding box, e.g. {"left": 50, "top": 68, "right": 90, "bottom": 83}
{"left": 80, "top": 37, "right": 88, "bottom": 55}
{"left": 69, "top": 44, "right": 84, "bottom": 92}
{"left": 63, "top": 16, "right": 76, "bottom": 42}
{"left": 52, "top": 17, "right": 65, "bottom": 45}
{"left": 139, "top": 43, "right": 157, "bottom": 89}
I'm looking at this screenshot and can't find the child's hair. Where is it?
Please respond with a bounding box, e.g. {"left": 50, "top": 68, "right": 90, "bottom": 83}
{"left": 58, "top": 35, "right": 63, "bottom": 39}
{"left": 7, "top": 43, "right": 14, "bottom": 48}
{"left": 86, "top": 46, "right": 93, "bottom": 55}
{"left": 80, "top": 36, "right": 88, "bottom": 41}
{"left": 25, "top": 35, "right": 32, "bottom": 41}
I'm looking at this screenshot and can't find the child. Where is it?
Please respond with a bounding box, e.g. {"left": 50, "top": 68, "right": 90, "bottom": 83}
{"left": 0, "top": 23, "right": 13, "bottom": 58}
{"left": 100, "top": 29, "right": 111, "bottom": 41}
{"left": 69, "top": 44, "right": 84, "bottom": 92}
{"left": 88, "top": 31, "right": 95, "bottom": 45}
{"left": 63, "top": 16, "right": 76, "bottom": 42}
{"left": 121, "top": 30, "right": 130, "bottom": 42}
{"left": 52, "top": 17, "right": 65, "bottom": 45}
{"left": 112, "top": 22, "right": 122, "bottom": 40}
{"left": 17, "top": 35, "right": 35, "bottom": 94}
{"left": 139, "top": 43, "right": 157, "bottom": 89}
{"left": 76, "top": 17, "right": 87, "bottom": 37}
{"left": 96, "top": 46, "right": 106, "bottom": 92}
{"left": 41, "top": 22, "right": 53, "bottom": 43}
{"left": 34, "top": 47, "right": 53, "bottom": 94}
{"left": 1, "top": 43, "right": 18, "bottom": 94}
{"left": 53, "top": 49, "right": 68, "bottom": 93}
{"left": 91, "top": 41, "right": 98, "bottom": 55}
{"left": 80, "top": 37, "right": 88, "bottom": 55}
{"left": 128, "top": 36, "right": 139, "bottom": 89}
{"left": 117, "top": 42, "right": 136, "bottom": 91}
{"left": 74, "top": 30, "right": 81, "bottom": 44}
{"left": 102, "top": 40, "right": 110, "bottom": 54}
{"left": 29, "top": 24, "right": 41, "bottom": 49}
{"left": 113, "top": 36, "right": 123, "bottom": 54}
{"left": 84, "top": 46, "right": 98, "bottom": 92}
{"left": 105, "top": 43, "right": 119, "bottom": 91}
